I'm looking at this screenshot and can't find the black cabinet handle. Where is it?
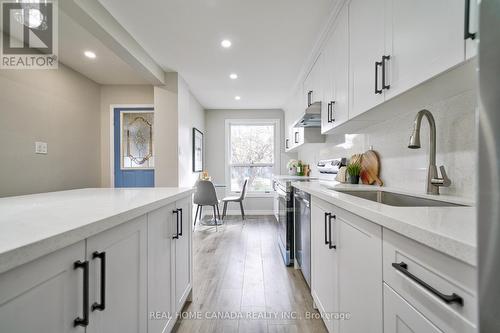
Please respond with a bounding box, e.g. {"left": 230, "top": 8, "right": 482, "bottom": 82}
{"left": 392, "top": 262, "right": 464, "bottom": 306}
{"left": 294, "top": 132, "right": 299, "bottom": 144}
{"left": 327, "top": 102, "right": 332, "bottom": 123}
{"left": 74, "top": 260, "right": 89, "bottom": 327}
{"left": 178, "top": 208, "right": 183, "bottom": 236}
{"left": 324, "top": 212, "right": 330, "bottom": 245}
{"left": 285, "top": 139, "right": 289, "bottom": 149}
{"left": 91, "top": 251, "right": 106, "bottom": 311}
{"left": 172, "top": 210, "right": 179, "bottom": 239}
{"left": 328, "top": 214, "right": 337, "bottom": 250}
{"left": 307, "top": 90, "right": 313, "bottom": 106}
{"left": 330, "top": 101, "right": 335, "bottom": 122}
{"left": 464, "top": 0, "right": 476, "bottom": 40}
{"left": 375, "top": 60, "right": 383, "bottom": 94}
{"left": 382, "top": 55, "right": 391, "bottom": 90}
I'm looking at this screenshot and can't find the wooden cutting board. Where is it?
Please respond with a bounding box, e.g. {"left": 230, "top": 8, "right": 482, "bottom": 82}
{"left": 360, "top": 150, "right": 383, "bottom": 186}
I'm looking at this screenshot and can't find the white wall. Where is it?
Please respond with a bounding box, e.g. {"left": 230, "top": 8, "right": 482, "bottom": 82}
{"left": 178, "top": 76, "right": 205, "bottom": 188}
{"left": 297, "top": 61, "right": 477, "bottom": 200}
{"left": 99, "top": 85, "right": 154, "bottom": 187}
{"left": 204, "top": 109, "right": 286, "bottom": 214}
{"left": 0, "top": 64, "right": 101, "bottom": 197}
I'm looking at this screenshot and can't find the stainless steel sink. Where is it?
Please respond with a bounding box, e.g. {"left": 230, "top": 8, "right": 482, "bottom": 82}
{"left": 334, "top": 190, "right": 466, "bottom": 207}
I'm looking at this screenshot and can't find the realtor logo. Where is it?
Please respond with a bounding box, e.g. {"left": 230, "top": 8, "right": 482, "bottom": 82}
{"left": 1, "top": 0, "right": 58, "bottom": 69}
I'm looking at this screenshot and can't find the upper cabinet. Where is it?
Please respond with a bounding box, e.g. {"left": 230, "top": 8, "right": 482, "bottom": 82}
{"left": 383, "top": 0, "right": 465, "bottom": 99}
{"left": 349, "top": 0, "right": 386, "bottom": 118}
{"left": 322, "top": 4, "right": 349, "bottom": 134}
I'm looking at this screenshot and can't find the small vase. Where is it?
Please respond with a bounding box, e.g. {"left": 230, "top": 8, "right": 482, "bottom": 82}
{"left": 349, "top": 175, "right": 360, "bottom": 184}
{"left": 289, "top": 167, "right": 297, "bottom": 175}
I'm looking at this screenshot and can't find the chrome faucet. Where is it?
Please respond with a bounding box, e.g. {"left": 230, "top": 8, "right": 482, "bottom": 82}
{"left": 408, "top": 109, "right": 451, "bottom": 195}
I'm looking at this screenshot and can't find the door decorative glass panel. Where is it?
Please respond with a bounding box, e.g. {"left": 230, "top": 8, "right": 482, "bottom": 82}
{"left": 121, "top": 112, "right": 154, "bottom": 169}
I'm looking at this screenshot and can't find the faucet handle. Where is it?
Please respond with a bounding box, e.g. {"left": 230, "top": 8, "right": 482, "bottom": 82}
{"left": 432, "top": 166, "right": 451, "bottom": 187}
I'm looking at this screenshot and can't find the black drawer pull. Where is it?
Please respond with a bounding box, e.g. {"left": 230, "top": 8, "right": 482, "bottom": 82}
{"left": 464, "top": 0, "right": 476, "bottom": 40}
{"left": 392, "top": 262, "right": 464, "bottom": 306}
{"left": 330, "top": 101, "right": 335, "bottom": 122}
{"left": 382, "top": 55, "right": 390, "bottom": 90}
{"left": 328, "top": 214, "right": 336, "bottom": 250}
{"left": 172, "top": 210, "right": 179, "bottom": 239}
{"left": 375, "top": 60, "right": 383, "bottom": 94}
{"left": 178, "top": 208, "right": 183, "bottom": 236}
{"left": 74, "top": 260, "right": 89, "bottom": 327}
{"left": 91, "top": 251, "right": 106, "bottom": 311}
{"left": 324, "top": 212, "right": 330, "bottom": 245}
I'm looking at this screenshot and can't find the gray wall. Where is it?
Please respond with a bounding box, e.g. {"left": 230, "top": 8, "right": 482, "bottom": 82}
{"left": 0, "top": 65, "right": 101, "bottom": 197}
{"left": 205, "top": 109, "right": 286, "bottom": 214}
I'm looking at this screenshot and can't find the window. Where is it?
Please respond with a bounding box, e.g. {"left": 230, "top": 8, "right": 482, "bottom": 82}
{"left": 226, "top": 119, "right": 280, "bottom": 195}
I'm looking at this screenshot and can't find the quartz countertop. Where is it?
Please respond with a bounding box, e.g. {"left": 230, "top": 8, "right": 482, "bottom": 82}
{"left": 292, "top": 181, "right": 476, "bottom": 266}
{"left": 0, "top": 187, "right": 193, "bottom": 274}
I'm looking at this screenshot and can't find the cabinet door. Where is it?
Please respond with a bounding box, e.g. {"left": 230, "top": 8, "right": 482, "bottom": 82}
{"left": 349, "top": 0, "right": 385, "bottom": 118}
{"left": 173, "top": 197, "right": 193, "bottom": 313}
{"left": 384, "top": 284, "right": 442, "bottom": 333}
{"left": 338, "top": 213, "right": 382, "bottom": 333}
{"left": 0, "top": 241, "right": 85, "bottom": 333}
{"left": 87, "top": 215, "right": 147, "bottom": 333}
{"left": 148, "top": 204, "right": 175, "bottom": 333}
{"left": 384, "top": 0, "right": 465, "bottom": 99}
{"left": 326, "top": 4, "right": 349, "bottom": 132}
{"left": 311, "top": 201, "right": 338, "bottom": 333}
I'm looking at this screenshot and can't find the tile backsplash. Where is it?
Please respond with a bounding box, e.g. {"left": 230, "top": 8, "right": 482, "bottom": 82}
{"left": 298, "top": 88, "right": 477, "bottom": 201}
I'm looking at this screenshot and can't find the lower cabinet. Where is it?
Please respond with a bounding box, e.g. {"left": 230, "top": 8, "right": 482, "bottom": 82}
{"left": 383, "top": 283, "right": 442, "bottom": 333}
{"left": 86, "top": 215, "right": 148, "bottom": 333}
{"left": 0, "top": 241, "right": 86, "bottom": 333}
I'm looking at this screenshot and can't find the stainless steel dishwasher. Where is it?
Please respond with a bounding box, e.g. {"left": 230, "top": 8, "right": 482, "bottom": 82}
{"left": 294, "top": 188, "right": 311, "bottom": 287}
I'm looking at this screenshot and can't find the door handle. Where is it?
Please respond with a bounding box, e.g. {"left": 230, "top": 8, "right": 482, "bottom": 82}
{"left": 464, "top": 0, "right": 476, "bottom": 40}
{"left": 285, "top": 139, "right": 289, "bottom": 149}
{"left": 308, "top": 90, "right": 313, "bottom": 106}
{"left": 328, "top": 214, "right": 337, "bottom": 249}
{"left": 74, "top": 260, "right": 89, "bottom": 327}
{"left": 392, "top": 262, "right": 464, "bottom": 306}
{"left": 178, "top": 208, "right": 183, "bottom": 236}
{"left": 91, "top": 251, "right": 106, "bottom": 311}
{"left": 324, "top": 212, "right": 330, "bottom": 245}
{"left": 382, "top": 55, "right": 390, "bottom": 90}
{"left": 375, "top": 60, "right": 383, "bottom": 94}
{"left": 294, "top": 132, "right": 299, "bottom": 144}
{"left": 330, "top": 101, "right": 335, "bottom": 122}
{"left": 327, "top": 102, "right": 332, "bottom": 123}
{"left": 172, "top": 210, "right": 179, "bottom": 239}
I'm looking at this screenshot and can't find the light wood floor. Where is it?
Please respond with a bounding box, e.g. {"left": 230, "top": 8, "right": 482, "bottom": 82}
{"left": 173, "top": 215, "right": 328, "bottom": 333}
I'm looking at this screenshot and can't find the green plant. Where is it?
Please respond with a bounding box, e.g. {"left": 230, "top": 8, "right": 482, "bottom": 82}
{"left": 346, "top": 162, "right": 361, "bottom": 177}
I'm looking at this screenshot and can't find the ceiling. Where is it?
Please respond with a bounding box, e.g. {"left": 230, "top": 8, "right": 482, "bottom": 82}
{"left": 96, "top": 0, "right": 336, "bottom": 109}
{"left": 58, "top": 10, "right": 150, "bottom": 85}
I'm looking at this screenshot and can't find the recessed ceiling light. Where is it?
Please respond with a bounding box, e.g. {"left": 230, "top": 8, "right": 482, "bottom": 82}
{"left": 229, "top": 73, "right": 238, "bottom": 80}
{"left": 84, "top": 51, "right": 96, "bottom": 59}
{"left": 221, "top": 39, "right": 232, "bottom": 48}
{"left": 234, "top": 96, "right": 241, "bottom": 100}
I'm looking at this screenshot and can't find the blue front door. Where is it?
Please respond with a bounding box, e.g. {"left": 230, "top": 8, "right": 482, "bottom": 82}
{"left": 114, "top": 107, "right": 155, "bottom": 187}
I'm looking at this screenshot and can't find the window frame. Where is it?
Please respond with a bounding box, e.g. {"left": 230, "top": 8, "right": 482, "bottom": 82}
{"left": 225, "top": 118, "right": 280, "bottom": 198}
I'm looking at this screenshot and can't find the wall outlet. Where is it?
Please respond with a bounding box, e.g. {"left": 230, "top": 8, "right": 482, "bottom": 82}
{"left": 35, "top": 141, "right": 48, "bottom": 154}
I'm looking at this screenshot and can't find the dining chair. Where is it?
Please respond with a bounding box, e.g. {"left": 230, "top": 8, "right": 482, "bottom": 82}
{"left": 222, "top": 178, "right": 249, "bottom": 220}
{"left": 193, "top": 180, "right": 221, "bottom": 229}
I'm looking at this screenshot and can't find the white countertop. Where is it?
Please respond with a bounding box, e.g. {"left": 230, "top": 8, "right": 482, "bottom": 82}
{"left": 0, "top": 187, "right": 193, "bottom": 274}
{"left": 292, "top": 181, "right": 476, "bottom": 266}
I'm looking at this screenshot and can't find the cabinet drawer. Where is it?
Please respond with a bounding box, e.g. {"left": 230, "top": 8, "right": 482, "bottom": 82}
{"left": 383, "top": 229, "right": 477, "bottom": 332}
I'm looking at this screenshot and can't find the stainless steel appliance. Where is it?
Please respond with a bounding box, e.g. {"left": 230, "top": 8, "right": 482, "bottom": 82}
{"left": 294, "top": 189, "right": 311, "bottom": 287}
{"left": 273, "top": 176, "right": 316, "bottom": 266}
{"left": 478, "top": 1, "right": 500, "bottom": 331}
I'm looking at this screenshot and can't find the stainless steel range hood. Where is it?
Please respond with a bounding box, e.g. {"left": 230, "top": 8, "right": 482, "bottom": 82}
{"left": 294, "top": 102, "right": 321, "bottom": 127}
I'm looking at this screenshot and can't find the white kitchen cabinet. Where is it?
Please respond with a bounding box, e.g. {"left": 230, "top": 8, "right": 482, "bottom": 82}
{"left": 337, "top": 210, "right": 383, "bottom": 333}
{"left": 173, "top": 197, "right": 193, "bottom": 313}
{"left": 384, "top": 283, "right": 442, "bottom": 333}
{"left": 0, "top": 241, "right": 86, "bottom": 333}
{"left": 304, "top": 53, "right": 324, "bottom": 108}
{"left": 348, "top": 0, "right": 386, "bottom": 118}
{"left": 86, "top": 215, "right": 148, "bottom": 333}
{"left": 148, "top": 204, "right": 176, "bottom": 333}
{"left": 311, "top": 199, "right": 339, "bottom": 333}
{"left": 384, "top": 0, "right": 465, "bottom": 99}
{"left": 322, "top": 4, "right": 349, "bottom": 134}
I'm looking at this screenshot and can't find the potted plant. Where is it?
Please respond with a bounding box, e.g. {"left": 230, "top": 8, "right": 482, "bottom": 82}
{"left": 287, "top": 160, "right": 298, "bottom": 175}
{"left": 346, "top": 162, "right": 361, "bottom": 184}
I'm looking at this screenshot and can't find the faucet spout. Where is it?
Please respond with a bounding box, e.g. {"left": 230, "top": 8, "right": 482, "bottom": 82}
{"left": 408, "top": 109, "right": 449, "bottom": 195}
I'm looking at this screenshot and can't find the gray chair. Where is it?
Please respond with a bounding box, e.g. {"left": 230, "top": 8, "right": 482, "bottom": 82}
{"left": 193, "top": 180, "right": 221, "bottom": 228}
{"left": 222, "top": 178, "right": 248, "bottom": 220}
